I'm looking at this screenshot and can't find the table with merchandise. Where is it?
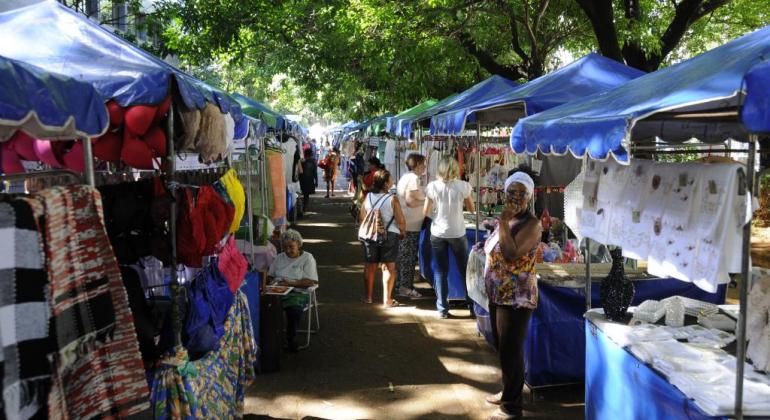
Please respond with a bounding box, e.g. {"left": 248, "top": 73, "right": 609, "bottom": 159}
{"left": 584, "top": 296, "right": 770, "bottom": 420}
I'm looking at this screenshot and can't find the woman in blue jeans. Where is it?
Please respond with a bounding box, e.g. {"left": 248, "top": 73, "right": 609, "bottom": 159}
{"left": 423, "top": 156, "right": 476, "bottom": 318}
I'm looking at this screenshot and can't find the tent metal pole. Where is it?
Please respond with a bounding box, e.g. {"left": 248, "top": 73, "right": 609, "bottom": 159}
{"left": 166, "top": 101, "right": 181, "bottom": 347}
{"left": 734, "top": 135, "right": 757, "bottom": 420}
{"left": 475, "top": 124, "right": 481, "bottom": 244}
{"left": 585, "top": 238, "right": 592, "bottom": 311}
{"left": 82, "top": 138, "right": 95, "bottom": 187}
{"left": 244, "top": 128, "right": 256, "bottom": 265}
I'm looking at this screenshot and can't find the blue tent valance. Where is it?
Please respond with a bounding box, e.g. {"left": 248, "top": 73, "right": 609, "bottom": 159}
{"left": 511, "top": 25, "right": 770, "bottom": 163}
{"left": 0, "top": 1, "right": 242, "bottom": 122}
{"left": 425, "top": 75, "right": 519, "bottom": 135}
{"left": 430, "top": 54, "right": 645, "bottom": 136}
{"left": 0, "top": 55, "right": 108, "bottom": 141}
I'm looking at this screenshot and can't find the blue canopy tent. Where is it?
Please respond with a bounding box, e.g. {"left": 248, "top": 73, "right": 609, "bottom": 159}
{"left": 0, "top": 55, "right": 108, "bottom": 142}
{"left": 420, "top": 75, "right": 519, "bottom": 135}
{"left": 430, "top": 54, "right": 645, "bottom": 136}
{"left": 0, "top": 1, "right": 242, "bottom": 123}
{"left": 511, "top": 26, "right": 770, "bottom": 162}
{"left": 510, "top": 26, "right": 770, "bottom": 418}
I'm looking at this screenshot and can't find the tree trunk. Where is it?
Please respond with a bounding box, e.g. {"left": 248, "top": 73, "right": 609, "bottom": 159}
{"left": 574, "top": 0, "right": 624, "bottom": 63}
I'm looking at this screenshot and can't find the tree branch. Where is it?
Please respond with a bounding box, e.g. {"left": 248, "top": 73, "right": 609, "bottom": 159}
{"left": 454, "top": 31, "right": 527, "bottom": 80}
{"left": 575, "top": 0, "right": 624, "bottom": 63}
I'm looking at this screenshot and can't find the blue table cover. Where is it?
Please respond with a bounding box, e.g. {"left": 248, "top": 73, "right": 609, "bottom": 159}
{"left": 418, "top": 220, "right": 487, "bottom": 300}
{"left": 474, "top": 278, "right": 726, "bottom": 387}
{"left": 585, "top": 318, "right": 725, "bottom": 420}
{"left": 240, "top": 271, "right": 261, "bottom": 348}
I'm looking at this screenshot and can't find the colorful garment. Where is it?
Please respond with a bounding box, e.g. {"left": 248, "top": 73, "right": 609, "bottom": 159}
{"left": 484, "top": 220, "right": 539, "bottom": 309}
{"left": 33, "top": 186, "right": 149, "bottom": 419}
{"left": 150, "top": 348, "right": 197, "bottom": 420}
{"left": 0, "top": 199, "right": 53, "bottom": 420}
{"left": 190, "top": 292, "right": 257, "bottom": 418}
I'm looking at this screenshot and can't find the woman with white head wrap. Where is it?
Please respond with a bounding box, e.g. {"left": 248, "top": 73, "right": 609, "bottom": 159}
{"left": 484, "top": 170, "right": 542, "bottom": 420}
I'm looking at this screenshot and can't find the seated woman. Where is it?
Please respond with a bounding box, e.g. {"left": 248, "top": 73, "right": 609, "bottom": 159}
{"left": 267, "top": 229, "right": 319, "bottom": 352}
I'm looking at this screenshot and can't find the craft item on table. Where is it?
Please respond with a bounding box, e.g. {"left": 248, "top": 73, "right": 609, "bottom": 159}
{"left": 747, "top": 267, "right": 770, "bottom": 372}
{"left": 0, "top": 199, "right": 53, "bottom": 420}
{"left": 698, "top": 314, "right": 737, "bottom": 331}
{"left": 665, "top": 296, "right": 685, "bottom": 327}
{"left": 633, "top": 300, "right": 666, "bottom": 323}
{"left": 624, "top": 324, "right": 676, "bottom": 343}
{"left": 31, "top": 186, "right": 149, "bottom": 419}
{"left": 466, "top": 244, "right": 488, "bottom": 311}
{"left": 600, "top": 248, "right": 635, "bottom": 322}
{"left": 533, "top": 242, "right": 549, "bottom": 263}
{"left": 542, "top": 243, "right": 560, "bottom": 263}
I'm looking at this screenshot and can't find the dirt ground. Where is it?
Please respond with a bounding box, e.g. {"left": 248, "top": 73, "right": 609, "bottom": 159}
{"left": 244, "top": 180, "right": 583, "bottom": 420}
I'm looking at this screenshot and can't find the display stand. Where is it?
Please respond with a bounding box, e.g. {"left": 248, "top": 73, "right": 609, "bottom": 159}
{"left": 571, "top": 140, "right": 760, "bottom": 418}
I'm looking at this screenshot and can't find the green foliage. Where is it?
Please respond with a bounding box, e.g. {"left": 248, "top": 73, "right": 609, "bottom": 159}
{"left": 154, "top": 0, "right": 768, "bottom": 120}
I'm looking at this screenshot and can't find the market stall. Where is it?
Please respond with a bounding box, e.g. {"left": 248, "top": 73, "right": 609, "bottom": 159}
{"left": 511, "top": 24, "right": 770, "bottom": 419}
{"left": 415, "top": 55, "right": 645, "bottom": 306}
{"left": 0, "top": 2, "right": 259, "bottom": 417}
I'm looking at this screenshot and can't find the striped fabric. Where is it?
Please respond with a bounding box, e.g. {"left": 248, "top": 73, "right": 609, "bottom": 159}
{"left": 0, "top": 198, "right": 52, "bottom": 420}
{"left": 29, "top": 186, "right": 149, "bottom": 419}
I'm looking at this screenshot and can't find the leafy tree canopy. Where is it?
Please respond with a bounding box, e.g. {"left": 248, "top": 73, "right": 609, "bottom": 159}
{"left": 156, "top": 0, "right": 768, "bottom": 120}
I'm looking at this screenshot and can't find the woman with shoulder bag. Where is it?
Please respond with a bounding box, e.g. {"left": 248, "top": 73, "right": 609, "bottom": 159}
{"left": 358, "top": 170, "right": 406, "bottom": 307}
{"left": 483, "top": 170, "right": 542, "bottom": 420}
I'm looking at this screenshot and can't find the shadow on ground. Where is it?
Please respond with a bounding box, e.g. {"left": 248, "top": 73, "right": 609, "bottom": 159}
{"left": 246, "top": 191, "right": 584, "bottom": 420}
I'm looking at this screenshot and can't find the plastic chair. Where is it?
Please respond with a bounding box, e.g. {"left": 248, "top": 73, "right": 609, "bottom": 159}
{"left": 297, "top": 285, "right": 320, "bottom": 349}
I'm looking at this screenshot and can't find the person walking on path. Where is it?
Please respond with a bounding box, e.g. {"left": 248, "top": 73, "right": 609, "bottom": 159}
{"left": 395, "top": 153, "right": 427, "bottom": 299}
{"left": 423, "top": 156, "right": 475, "bottom": 319}
{"left": 299, "top": 148, "right": 318, "bottom": 213}
{"left": 483, "top": 171, "right": 542, "bottom": 420}
{"left": 359, "top": 170, "right": 406, "bottom": 307}
{"left": 323, "top": 147, "right": 340, "bottom": 198}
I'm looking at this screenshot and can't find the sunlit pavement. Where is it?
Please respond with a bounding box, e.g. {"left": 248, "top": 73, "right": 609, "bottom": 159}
{"left": 245, "top": 173, "right": 583, "bottom": 419}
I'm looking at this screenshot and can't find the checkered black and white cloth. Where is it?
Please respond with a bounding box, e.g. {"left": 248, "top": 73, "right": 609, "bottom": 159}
{"left": 0, "top": 199, "right": 52, "bottom": 420}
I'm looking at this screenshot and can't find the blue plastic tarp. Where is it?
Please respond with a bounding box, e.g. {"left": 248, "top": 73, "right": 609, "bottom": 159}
{"left": 0, "top": 55, "right": 108, "bottom": 141}
{"left": 0, "top": 1, "right": 242, "bottom": 122}
{"left": 511, "top": 25, "right": 770, "bottom": 162}
{"left": 431, "top": 54, "right": 645, "bottom": 136}
{"left": 426, "top": 76, "right": 519, "bottom": 135}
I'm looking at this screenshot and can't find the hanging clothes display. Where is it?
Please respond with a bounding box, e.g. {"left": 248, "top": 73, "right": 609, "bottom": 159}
{"left": 189, "top": 292, "right": 257, "bottom": 418}
{"left": 21, "top": 185, "right": 150, "bottom": 419}
{"left": 0, "top": 199, "right": 52, "bottom": 420}
{"left": 267, "top": 149, "right": 287, "bottom": 220}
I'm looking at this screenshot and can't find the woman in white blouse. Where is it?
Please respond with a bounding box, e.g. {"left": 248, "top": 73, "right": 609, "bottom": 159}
{"left": 268, "top": 229, "right": 318, "bottom": 352}
{"left": 423, "top": 156, "right": 475, "bottom": 318}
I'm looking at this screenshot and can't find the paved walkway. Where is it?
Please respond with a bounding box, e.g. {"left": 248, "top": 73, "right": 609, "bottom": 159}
{"left": 245, "top": 177, "right": 583, "bottom": 420}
